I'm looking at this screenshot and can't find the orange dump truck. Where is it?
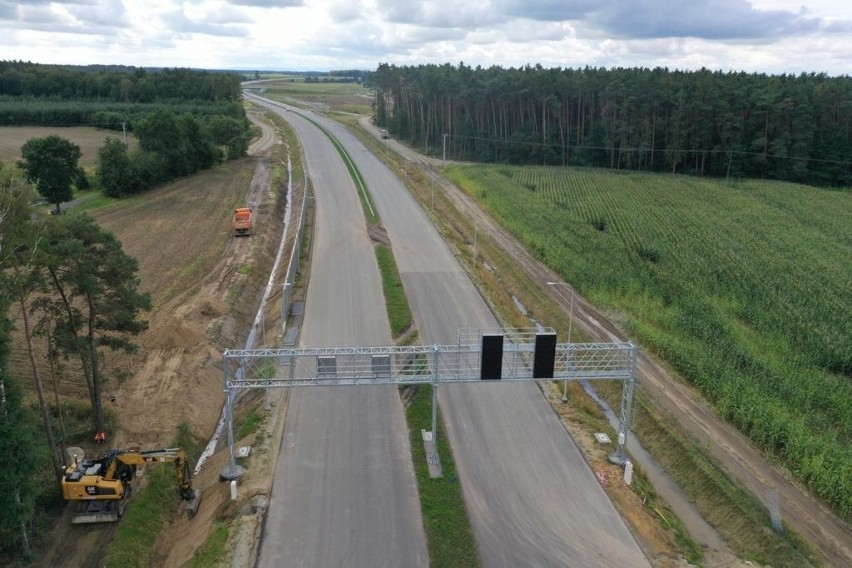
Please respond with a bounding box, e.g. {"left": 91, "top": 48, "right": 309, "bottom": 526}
{"left": 232, "top": 207, "right": 252, "bottom": 236}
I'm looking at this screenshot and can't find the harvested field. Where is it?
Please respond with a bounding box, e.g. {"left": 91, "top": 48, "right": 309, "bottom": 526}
{"left": 0, "top": 126, "right": 137, "bottom": 168}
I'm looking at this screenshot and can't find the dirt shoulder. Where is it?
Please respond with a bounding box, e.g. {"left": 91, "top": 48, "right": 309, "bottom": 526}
{"left": 33, "top": 111, "right": 287, "bottom": 567}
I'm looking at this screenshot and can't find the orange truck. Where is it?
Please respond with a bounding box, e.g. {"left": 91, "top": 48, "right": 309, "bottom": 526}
{"left": 232, "top": 207, "right": 252, "bottom": 236}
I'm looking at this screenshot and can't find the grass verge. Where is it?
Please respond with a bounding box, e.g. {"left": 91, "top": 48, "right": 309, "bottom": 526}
{"left": 103, "top": 423, "right": 201, "bottom": 567}
{"left": 237, "top": 403, "right": 264, "bottom": 440}
{"left": 615, "top": 382, "right": 816, "bottom": 566}
{"left": 186, "top": 521, "right": 229, "bottom": 568}
{"left": 375, "top": 244, "right": 413, "bottom": 336}
{"left": 404, "top": 385, "right": 480, "bottom": 567}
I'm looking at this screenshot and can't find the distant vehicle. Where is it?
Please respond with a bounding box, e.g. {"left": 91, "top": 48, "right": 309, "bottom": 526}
{"left": 380, "top": 129, "right": 389, "bottom": 139}
{"left": 232, "top": 207, "right": 253, "bottom": 236}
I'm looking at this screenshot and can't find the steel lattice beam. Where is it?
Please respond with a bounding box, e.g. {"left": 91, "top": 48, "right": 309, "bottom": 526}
{"left": 220, "top": 329, "right": 638, "bottom": 478}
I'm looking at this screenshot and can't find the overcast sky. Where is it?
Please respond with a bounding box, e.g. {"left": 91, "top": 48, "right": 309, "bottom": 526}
{"left": 2, "top": 0, "right": 851, "bottom": 75}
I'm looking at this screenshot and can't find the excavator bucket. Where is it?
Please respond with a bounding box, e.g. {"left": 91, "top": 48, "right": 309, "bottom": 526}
{"left": 185, "top": 488, "right": 202, "bottom": 519}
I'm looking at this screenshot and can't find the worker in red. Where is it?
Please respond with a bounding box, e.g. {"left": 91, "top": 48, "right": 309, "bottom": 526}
{"left": 94, "top": 431, "right": 106, "bottom": 444}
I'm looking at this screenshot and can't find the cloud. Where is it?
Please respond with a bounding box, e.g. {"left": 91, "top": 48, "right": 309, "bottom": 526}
{"left": 167, "top": 7, "right": 251, "bottom": 37}
{"left": 183, "top": 1, "right": 253, "bottom": 25}
{"left": 588, "top": 0, "right": 827, "bottom": 40}
{"left": 10, "top": 0, "right": 130, "bottom": 34}
{"left": 1, "top": 0, "right": 851, "bottom": 75}
{"left": 498, "top": 0, "right": 598, "bottom": 22}
{"left": 376, "top": 0, "right": 500, "bottom": 28}
{"left": 328, "top": 0, "right": 362, "bottom": 23}
{"left": 227, "top": 0, "right": 304, "bottom": 6}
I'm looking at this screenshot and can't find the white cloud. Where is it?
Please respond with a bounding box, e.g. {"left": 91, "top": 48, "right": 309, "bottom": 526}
{"left": 0, "top": 0, "right": 849, "bottom": 74}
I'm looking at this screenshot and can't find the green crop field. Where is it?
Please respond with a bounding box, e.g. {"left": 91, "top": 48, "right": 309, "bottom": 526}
{"left": 445, "top": 164, "right": 852, "bottom": 517}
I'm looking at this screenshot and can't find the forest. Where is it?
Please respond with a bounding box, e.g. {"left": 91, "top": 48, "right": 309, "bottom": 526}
{"left": 0, "top": 61, "right": 242, "bottom": 103}
{"left": 0, "top": 61, "right": 246, "bottom": 129}
{"left": 373, "top": 63, "right": 852, "bottom": 187}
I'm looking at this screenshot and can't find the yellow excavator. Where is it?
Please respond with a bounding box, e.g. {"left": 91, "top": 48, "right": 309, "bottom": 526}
{"left": 60, "top": 447, "right": 202, "bottom": 524}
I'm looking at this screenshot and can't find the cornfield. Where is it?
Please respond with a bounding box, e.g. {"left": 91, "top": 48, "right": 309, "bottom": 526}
{"left": 446, "top": 164, "right": 852, "bottom": 518}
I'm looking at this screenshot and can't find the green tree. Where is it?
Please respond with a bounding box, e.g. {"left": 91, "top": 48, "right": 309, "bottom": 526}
{"left": 0, "top": 376, "right": 37, "bottom": 561}
{"left": 207, "top": 115, "right": 250, "bottom": 159}
{"left": 39, "top": 214, "right": 151, "bottom": 435}
{"left": 17, "top": 135, "right": 82, "bottom": 214}
{"left": 133, "top": 109, "right": 182, "bottom": 178}
{"left": 178, "top": 114, "right": 219, "bottom": 173}
{"left": 97, "top": 137, "right": 132, "bottom": 197}
{"left": 0, "top": 184, "right": 39, "bottom": 561}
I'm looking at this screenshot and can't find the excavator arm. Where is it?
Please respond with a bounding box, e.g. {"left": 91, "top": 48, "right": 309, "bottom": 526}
{"left": 61, "top": 447, "right": 202, "bottom": 524}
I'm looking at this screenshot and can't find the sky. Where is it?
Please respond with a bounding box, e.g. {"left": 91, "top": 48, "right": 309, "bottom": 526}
{"left": 2, "top": 0, "right": 851, "bottom": 75}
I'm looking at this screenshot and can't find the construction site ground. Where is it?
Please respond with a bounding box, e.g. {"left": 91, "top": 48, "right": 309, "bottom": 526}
{"left": 18, "top": 105, "right": 849, "bottom": 567}
{"left": 28, "top": 111, "right": 286, "bottom": 567}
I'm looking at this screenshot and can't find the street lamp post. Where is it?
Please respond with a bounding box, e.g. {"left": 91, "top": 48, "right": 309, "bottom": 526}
{"left": 472, "top": 225, "right": 478, "bottom": 271}
{"left": 547, "top": 281, "right": 575, "bottom": 403}
{"left": 442, "top": 133, "right": 447, "bottom": 167}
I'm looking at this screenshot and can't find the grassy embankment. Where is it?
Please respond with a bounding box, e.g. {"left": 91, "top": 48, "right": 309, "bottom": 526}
{"left": 104, "top": 423, "right": 201, "bottom": 567}
{"left": 245, "top": 80, "right": 371, "bottom": 115}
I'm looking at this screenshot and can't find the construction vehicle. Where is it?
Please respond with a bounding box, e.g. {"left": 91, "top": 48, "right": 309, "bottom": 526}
{"left": 61, "top": 447, "right": 202, "bottom": 524}
{"left": 232, "top": 207, "right": 252, "bottom": 236}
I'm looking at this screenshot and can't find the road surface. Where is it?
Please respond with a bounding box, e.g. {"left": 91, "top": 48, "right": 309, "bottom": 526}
{"left": 254, "top": 98, "right": 428, "bottom": 568}
{"left": 295, "top": 104, "right": 650, "bottom": 566}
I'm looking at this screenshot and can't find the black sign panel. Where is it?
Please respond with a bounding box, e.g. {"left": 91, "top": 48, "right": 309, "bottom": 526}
{"left": 480, "top": 334, "right": 504, "bottom": 380}
{"left": 533, "top": 333, "right": 557, "bottom": 378}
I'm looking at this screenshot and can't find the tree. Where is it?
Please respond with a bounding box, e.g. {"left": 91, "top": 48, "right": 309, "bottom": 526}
{"left": 133, "top": 109, "right": 184, "bottom": 178}
{"left": 0, "top": 182, "right": 64, "bottom": 489}
{"left": 0, "top": 185, "right": 39, "bottom": 561}
{"left": 0, "top": 376, "right": 37, "bottom": 560}
{"left": 17, "top": 135, "right": 82, "bottom": 214}
{"left": 96, "top": 137, "right": 132, "bottom": 197}
{"left": 207, "top": 115, "right": 250, "bottom": 159}
{"left": 38, "top": 214, "right": 151, "bottom": 434}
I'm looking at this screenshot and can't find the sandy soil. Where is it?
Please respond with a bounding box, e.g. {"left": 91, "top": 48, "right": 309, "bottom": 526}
{"left": 32, "top": 111, "right": 283, "bottom": 567}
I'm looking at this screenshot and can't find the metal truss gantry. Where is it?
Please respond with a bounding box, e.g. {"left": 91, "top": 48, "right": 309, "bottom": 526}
{"left": 220, "top": 329, "right": 637, "bottom": 479}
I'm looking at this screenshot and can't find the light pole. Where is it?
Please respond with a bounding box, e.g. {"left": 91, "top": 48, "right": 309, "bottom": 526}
{"left": 442, "top": 133, "right": 448, "bottom": 167}
{"left": 547, "top": 281, "right": 574, "bottom": 403}
{"left": 430, "top": 171, "right": 435, "bottom": 213}
{"left": 281, "top": 282, "right": 291, "bottom": 330}
{"left": 472, "top": 225, "right": 478, "bottom": 271}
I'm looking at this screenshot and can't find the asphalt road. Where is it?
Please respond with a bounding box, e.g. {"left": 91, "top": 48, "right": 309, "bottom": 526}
{"left": 253, "top": 97, "right": 428, "bottom": 568}
{"left": 249, "top": 93, "right": 648, "bottom": 566}
{"left": 314, "top": 113, "right": 651, "bottom": 567}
